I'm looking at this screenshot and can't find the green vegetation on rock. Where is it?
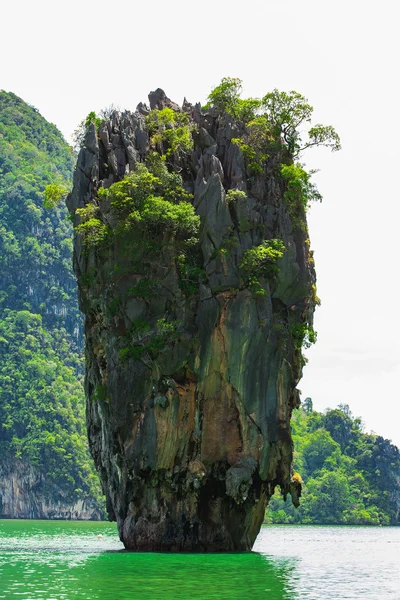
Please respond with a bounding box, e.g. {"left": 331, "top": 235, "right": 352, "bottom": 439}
{"left": 240, "top": 239, "right": 285, "bottom": 276}
{"left": 281, "top": 164, "right": 322, "bottom": 210}
{"left": 204, "top": 77, "right": 261, "bottom": 122}
{"left": 120, "top": 317, "right": 179, "bottom": 362}
{"left": 76, "top": 150, "right": 201, "bottom": 300}
{"left": 261, "top": 89, "right": 341, "bottom": 156}
{"left": 206, "top": 77, "right": 341, "bottom": 211}
{"left": 146, "top": 108, "right": 194, "bottom": 159}
{"left": 240, "top": 239, "right": 285, "bottom": 296}
{"left": 290, "top": 323, "right": 317, "bottom": 350}
{"left": 75, "top": 204, "right": 110, "bottom": 248}
{"left": 84, "top": 162, "right": 199, "bottom": 241}
{"left": 72, "top": 111, "right": 103, "bottom": 151}
{"left": 265, "top": 402, "right": 400, "bottom": 525}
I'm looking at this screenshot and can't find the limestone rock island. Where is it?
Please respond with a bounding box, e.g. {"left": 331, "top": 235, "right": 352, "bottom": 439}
{"left": 67, "top": 83, "right": 318, "bottom": 550}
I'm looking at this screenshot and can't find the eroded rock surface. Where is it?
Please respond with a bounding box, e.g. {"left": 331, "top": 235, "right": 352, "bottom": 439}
{"left": 67, "top": 90, "right": 316, "bottom": 550}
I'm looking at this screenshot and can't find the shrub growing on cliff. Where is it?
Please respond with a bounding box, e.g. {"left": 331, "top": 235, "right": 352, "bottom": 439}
{"left": 176, "top": 251, "right": 206, "bottom": 295}
{"left": 281, "top": 164, "right": 322, "bottom": 212}
{"left": 120, "top": 317, "right": 179, "bottom": 362}
{"left": 240, "top": 239, "right": 285, "bottom": 277}
{"left": 240, "top": 239, "right": 285, "bottom": 296}
{"left": 98, "top": 164, "right": 199, "bottom": 239}
{"left": 290, "top": 322, "right": 317, "bottom": 350}
{"left": 72, "top": 111, "right": 103, "bottom": 151}
{"left": 128, "top": 278, "right": 160, "bottom": 299}
{"left": 130, "top": 195, "right": 199, "bottom": 235}
{"left": 75, "top": 204, "right": 110, "bottom": 248}
{"left": 226, "top": 189, "right": 247, "bottom": 204}
{"left": 232, "top": 115, "right": 278, "bottom": 173}
{"left": 204, "top": 77, "right": 261, "bottom": 121}
{"left": 146, "top": 152, "right": 193, "bottom": 202}
{"left": 99, "top": 165, "right": 200, "bottom": 237}
{"left": 204, "top": 77, "right": 242, "bottom": 116}
{"left": 146, "top": 108, "right": 194, "bottom": 159}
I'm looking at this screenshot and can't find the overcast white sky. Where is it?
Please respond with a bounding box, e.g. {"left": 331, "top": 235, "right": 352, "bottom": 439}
{"left": 1, "top": 0, "right": 399, "bottom": 445}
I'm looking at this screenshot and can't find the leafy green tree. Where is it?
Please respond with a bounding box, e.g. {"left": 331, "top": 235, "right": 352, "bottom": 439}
{"left": 303, "top": 471, "right": 351, "bottom": 523}
{"left": 262, "top": 89, "right": 341, "bottom": 156}
{"left": 240, "top": 239, "right": 285, "bottom": 277}
{"left": 323, "top": 408, "right": 356, "bottom": 452}
{"left": 302, "top": 429, "right": 341, "bottom": 476}
{"left": 204, "top": 77, "right": 262, "bottom": 122}
{"left": 205, "top": 78, "right": 341, "bottom": 157}
{"left": 232, "top": 115, "right": 275, "bottom": 173}
{"left": 206, "top": 78, "right": 341, "bottom": 209}
{"left": 302, "top": 397, "right": 313, "bottom": 414}
{"left": 281, "top": 164, "right": 322, "bottom": 209}
{"left": 43, "top": 183, "right": 69, "bottom": 208}
{"left": 204, "top": 77, "right": 243, "bottom": 116}
{"left": 75, "top": 204, "right": 110, "bottom": 248}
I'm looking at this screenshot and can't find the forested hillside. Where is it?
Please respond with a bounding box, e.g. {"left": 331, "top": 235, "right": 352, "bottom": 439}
{"left": 0, "top": 92, "right": 104, "bottom": 517}
{"left": 265, "top": 401, "right": 400, "bottom": 525}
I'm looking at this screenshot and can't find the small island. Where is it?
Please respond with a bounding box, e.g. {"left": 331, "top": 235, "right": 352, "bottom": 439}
{"left": 67, "top": 79, "right": 340, "bottom": 551}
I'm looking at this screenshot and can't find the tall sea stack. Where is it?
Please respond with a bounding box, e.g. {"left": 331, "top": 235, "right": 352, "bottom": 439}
{"left": 67, "top": 87, "right": 317, "bottom": 550}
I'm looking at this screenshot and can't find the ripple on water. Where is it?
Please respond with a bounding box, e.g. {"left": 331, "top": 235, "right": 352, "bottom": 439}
{"left": 0, "top": 521, "right": 399, "bottom": 600}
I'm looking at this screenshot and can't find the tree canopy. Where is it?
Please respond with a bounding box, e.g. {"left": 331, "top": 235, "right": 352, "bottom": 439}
{"left": 261, "top": 89, "right": 341, "bottom": 156}
{"left": 0, "top": 91, "right": 79, "bottom": 335}
{"left": 265, "top": 403, "right": 400, "bottom": 525}
{"left": 205, "top": 77, "right": 341, "bottom": 157}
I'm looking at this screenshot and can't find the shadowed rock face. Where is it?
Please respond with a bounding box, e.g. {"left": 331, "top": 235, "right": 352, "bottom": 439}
{"left": 67, "top": 90, "right": 316, "bottom": 551}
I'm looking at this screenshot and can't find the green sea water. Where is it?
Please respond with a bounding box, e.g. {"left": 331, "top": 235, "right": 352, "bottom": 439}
{"left": 0, "top": 520, "right": 398, "bottom": 599}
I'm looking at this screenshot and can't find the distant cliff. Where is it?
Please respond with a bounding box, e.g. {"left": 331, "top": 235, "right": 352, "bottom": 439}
{"left": 0, "top": 459, "right": 101, "bottom": 520}
{"left": 0, "top": 92, "right": 104, "bottom": 519}
{"left": 68, "top": 83, "right": 320, "bottom": 550}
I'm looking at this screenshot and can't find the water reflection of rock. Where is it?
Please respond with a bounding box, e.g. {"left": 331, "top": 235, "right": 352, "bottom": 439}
{"left": 78, "top": 549, "right": 297, "bottom": 599}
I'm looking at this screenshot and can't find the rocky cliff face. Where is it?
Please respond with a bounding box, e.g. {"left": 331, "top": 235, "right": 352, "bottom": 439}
{"left": 0, "top": 460, "right": 102, "bottom": 520}
{"left": 67, "top": 89, "right": 316, "bottom": 550}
